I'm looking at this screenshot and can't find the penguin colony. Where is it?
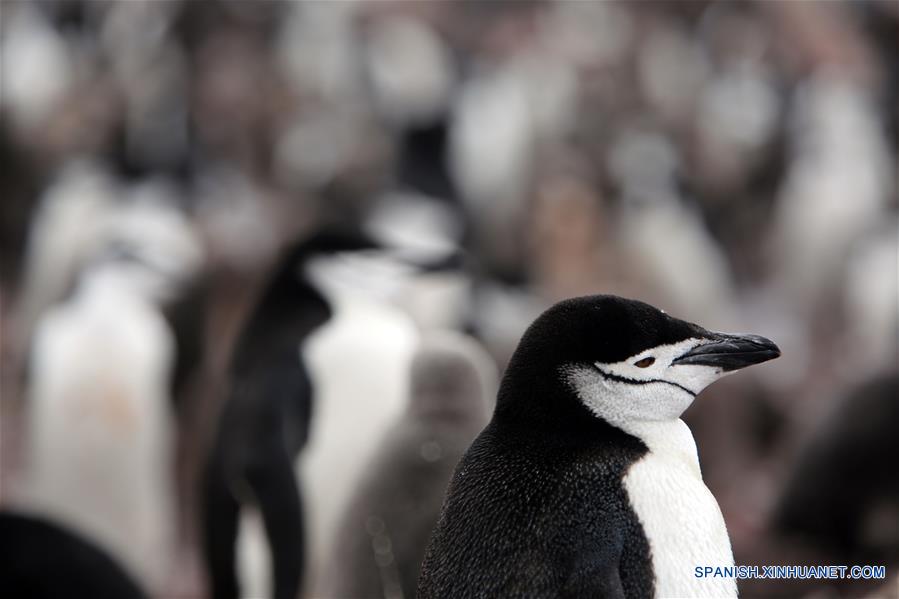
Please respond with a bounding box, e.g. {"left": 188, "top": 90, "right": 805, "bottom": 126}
{"left": 4, "top": 3, "right": 896, "bottom": 598}
{"left": 5, "top": 235, "right": 782, "bottom": 599}
{"left": 3, "top": 131, "right": 783, "bottom": 599}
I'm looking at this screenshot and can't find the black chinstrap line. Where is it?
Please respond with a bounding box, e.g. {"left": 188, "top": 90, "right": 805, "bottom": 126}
{"left": 593, "top": 365, "right": 697, "bottom": 397}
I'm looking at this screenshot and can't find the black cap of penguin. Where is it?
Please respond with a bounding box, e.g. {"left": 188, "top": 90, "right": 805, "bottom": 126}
{"left": 494, "top": 295, "right": 780, "bottom": 441}
{"left": 229, "top": 227, "right": 385, "bottom": 371}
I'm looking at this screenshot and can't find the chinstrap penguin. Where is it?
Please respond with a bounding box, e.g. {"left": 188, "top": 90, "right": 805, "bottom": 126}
{"left": 202, "top": 229, "right": 386, "bottom": 599}
{"left": 321, "top": 332, "right": 496, "bottom": 599}
{"left": 23, "top": 253, "right": 177, "bottom": 591}
{"left": 418, "top": 295, "right": 780, "bottom": 599}
{"left": 299, "top": 243, "right": 422, "bottom": 597}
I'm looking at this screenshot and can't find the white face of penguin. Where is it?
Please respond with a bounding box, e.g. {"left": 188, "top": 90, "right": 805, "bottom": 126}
{"left": 563, "top": 338, "right": 731, "bottom": 429}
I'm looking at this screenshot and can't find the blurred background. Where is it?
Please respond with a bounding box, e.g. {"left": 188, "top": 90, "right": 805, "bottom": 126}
{"left": 0, "top": 1, "right": 896, "bottom": 598}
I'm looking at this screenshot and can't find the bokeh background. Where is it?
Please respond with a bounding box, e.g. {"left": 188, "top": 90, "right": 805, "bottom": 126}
{"left": 1, "top": 1, "right": 897, "bottom": 598}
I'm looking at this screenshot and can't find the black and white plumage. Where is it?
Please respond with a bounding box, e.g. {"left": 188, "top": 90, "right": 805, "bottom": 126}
{"left": 16, "top": 172, "right": 207, "bottom": 562}
{"left": 201, "top": 230, "right": 380, "bottom": 599}
{"left": 23, "top": 258, "right": 177, "bottom": 590}
{"left": 15, "top": 168, "right": 206, "bottom": 420}
{"left": 320, "top": 332, "right": 496, "bottom": 599}
{"left": 15, "top": 160, "right": 118, "bottom": 352}
{"left": 299, "top": 248, "right": 421, "bottom": 596}
{"left": 0, "top": 512, "right": 147, "bottom": 599}
{"left": 418, "top": 295, "right": 780, "bottom": 599}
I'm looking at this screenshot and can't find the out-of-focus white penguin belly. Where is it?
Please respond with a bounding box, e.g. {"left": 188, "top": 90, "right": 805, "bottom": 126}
{"left": 232, "top": 292, "right": 417, "bottom": 597}
{"left": 298, "top": 297, "right": 417, "bottom": 593}
{"left": 25, "top": 294, "right": 175, "bottom": 590}
{"left": 623, "top": 453, "right": 737, "bottom": 598}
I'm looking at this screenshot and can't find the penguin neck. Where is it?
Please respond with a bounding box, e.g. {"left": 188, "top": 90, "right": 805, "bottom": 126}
{"left": 621, "top": 419, "right": 702, "bottom": 477}
{"left": 493, "top": 365, "right": 640, "bottom": 450}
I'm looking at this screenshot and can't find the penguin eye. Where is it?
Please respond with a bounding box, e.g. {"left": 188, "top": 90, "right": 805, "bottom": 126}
{"left": 634, "top": 357, "right": 655, "bottom": 368}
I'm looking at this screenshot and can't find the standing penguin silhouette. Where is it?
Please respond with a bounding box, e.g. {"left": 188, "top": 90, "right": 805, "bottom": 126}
{"left": 418, "top": 295, "right": 780, "bottom": 599}
{"left": 24, "top": 253, "right": 178, "bottom": 592}
{"left": 320, "top": 332, "right": 496, "bottom": 599}
{"left": 201, "top": 230, "right": 379, "bottom": 599}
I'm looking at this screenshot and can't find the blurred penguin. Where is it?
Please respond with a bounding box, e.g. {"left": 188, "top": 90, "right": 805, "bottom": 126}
{"left": 772, "top": 71, "right": 892, "bottom": 310}
{"left": 0, "top": 123, "right": 42, "bottom": 287}
{"left": 365, "top": 191, "right": 469, "bottom": 332}
{"left": 772, "top": 373, "right": 899, "bottom": 565}
{"left": 0, "top": 1, "right": 73, "bottom": 135}
{"left": 449, "top": 37, "right": 578, "bottom": 282}
{"left": 22, "top": 252, "right": 177, "bottom": 591}
{"left": 607, "top": 128, "right": 736, "bottom": 325}
{"left": 99, "top": 179, "right": 207, "bottom": 398}
{"left": 15, "top": 171, "right": 206, "bottom": 557}
{"left": 202, "top": 230, "right": 388, "bottom": 599}
{"left": 449, "top": 64, "right": 535, "bottom": 281}
{"left": 299, "top": 246, "right": 421, "bottom": 596}
{"left": 841, "top": 223, "right": 899, "bottom": 378}
{"left": 15, "top": 168, "right": 205, "bottom": 395}
{"left": 360, "top": 14, "right": 458, "bottom": 204}
{"left": 15, "top": 160, "right": 118, "bottom": 353}
{"left": 319, "top": 332, "right": 496, "bottom": 599}
{"left": 0, "top": 511, "right": 147, "bottom": 599}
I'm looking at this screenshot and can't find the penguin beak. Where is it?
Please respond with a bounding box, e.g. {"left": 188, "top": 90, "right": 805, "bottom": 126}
{"left": 672, "top": 333, "right": 780, "bottom": 371}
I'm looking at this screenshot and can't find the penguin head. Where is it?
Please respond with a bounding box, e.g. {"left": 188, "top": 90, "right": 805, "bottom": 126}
{"left": 497, "top": 295, "right": 780, "bottom": 433}
{"left": 246, "top": 224, "right": 454, "bottom": 342}
{"left": 408, "top": 332, "right": 497, "bottom": 426}
{"left": 77, "top": 240, "right": 177, "bottom": 305}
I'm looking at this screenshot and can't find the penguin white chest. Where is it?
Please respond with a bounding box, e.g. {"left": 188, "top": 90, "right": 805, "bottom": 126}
{"left": 622, "top": 420, "right": 737, "bottom": 598}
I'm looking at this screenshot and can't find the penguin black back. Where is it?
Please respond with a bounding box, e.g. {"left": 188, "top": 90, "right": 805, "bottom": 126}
{"left": 202, "top": 228, "right": 378, "bottom": 599}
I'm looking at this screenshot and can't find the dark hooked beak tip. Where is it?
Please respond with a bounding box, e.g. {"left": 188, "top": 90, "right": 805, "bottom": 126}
{"left": 672, "top": 333, "right": 781, "bottom": 371}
